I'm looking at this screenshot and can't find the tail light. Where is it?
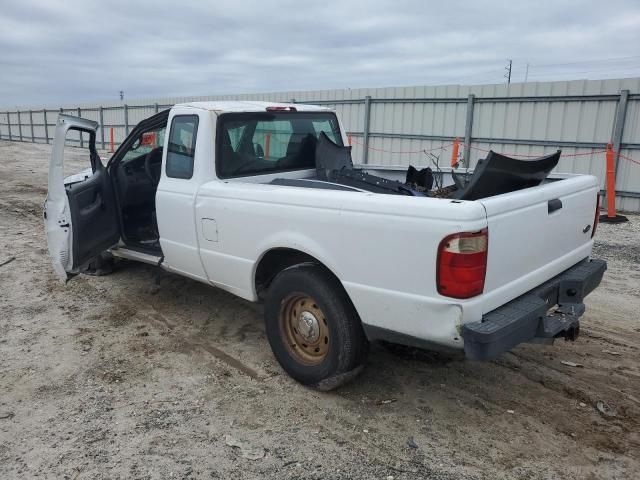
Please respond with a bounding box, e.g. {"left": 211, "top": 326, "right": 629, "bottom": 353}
{"left": 591, "top": 193, "right": 600, "bottom": 238}
{"left": 437, "top": 229, "right": 488, "bottom": 299}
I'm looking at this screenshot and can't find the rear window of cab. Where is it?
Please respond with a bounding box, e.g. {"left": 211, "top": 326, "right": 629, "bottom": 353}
{"left": 216, "top": 112, "right": 343, "bottom": 179}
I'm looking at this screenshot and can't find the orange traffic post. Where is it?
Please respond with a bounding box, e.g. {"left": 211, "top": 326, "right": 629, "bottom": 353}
{"left": 109, "top": 127, "right": 115, "bottom": 153}
{"left": 264, "top": 132, "right": 271, "bottom": 159}
{"left": 451, "top": 137, "right": 460, "bottom": 168}
{"left": 606, "top": 143, "right": 615, "bottom": 217}
{"left": 348, "top": 134, "right": 352, "bottom": 146}
{"left": 600, "top": 143, "right": 628, "bottom": 223}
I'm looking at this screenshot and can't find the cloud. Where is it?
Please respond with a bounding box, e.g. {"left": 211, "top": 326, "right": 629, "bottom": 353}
{"left": 1, "top": 0, "right": 639, "bottom": 107}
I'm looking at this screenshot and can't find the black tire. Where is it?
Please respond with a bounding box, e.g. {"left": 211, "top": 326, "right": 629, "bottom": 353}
{"left": 264, "top": 264, "right": 368, "bottom": 390}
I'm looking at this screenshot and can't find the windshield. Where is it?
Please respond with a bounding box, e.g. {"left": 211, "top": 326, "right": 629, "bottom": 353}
{"left": 217, "top": 112, "right": 343, "bottom": 178}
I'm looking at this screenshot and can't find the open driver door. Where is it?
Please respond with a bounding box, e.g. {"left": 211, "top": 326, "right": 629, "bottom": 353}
{"left": 44, "top": 114, "right": 120, "bottom": 280}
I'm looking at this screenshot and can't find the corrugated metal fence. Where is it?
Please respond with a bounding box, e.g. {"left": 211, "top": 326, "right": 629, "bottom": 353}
{"left": 1, "top": 78, "right": 639, "bottom": 211}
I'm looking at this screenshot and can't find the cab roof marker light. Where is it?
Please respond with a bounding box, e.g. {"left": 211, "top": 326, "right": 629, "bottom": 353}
{"left": 266, "top": 106, "right": 297, "bottom": 112}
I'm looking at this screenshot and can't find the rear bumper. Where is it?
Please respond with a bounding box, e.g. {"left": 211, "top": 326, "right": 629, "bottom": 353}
{"left": 462, "top": 258, "right": 607, "bottom": 361}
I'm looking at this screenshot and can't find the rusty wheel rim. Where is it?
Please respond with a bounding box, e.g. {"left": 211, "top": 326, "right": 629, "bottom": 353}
{"left": 280, "top": 294, "right": 330, "bottom": 365}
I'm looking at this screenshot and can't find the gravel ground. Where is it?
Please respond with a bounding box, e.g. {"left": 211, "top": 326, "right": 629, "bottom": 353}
{"left": 1, "top": 140, "right": 639, "bottom": 480}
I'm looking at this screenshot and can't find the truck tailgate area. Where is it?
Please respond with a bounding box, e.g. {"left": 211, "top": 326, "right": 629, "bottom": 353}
{"left": 479, "top": 174, "right": 600, "bottom": 314}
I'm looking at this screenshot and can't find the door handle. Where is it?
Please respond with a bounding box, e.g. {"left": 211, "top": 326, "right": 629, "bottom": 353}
{"left": 548, "top": 198, "right": 563, "bottom": 214}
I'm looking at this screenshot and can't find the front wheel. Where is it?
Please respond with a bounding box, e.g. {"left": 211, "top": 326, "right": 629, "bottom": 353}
{"left": 264, "top": 265, "right": 368, "bottom": 390}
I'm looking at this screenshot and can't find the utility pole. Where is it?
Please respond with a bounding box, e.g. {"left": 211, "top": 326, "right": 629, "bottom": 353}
{"left": 524, "top": 63, "right": 530, "bottom": 83}
{"left": 119, "top": 90, "right": 124, "bottom": 101}
{"left": 504, "top": 59, "right": 512, "bottom": 84}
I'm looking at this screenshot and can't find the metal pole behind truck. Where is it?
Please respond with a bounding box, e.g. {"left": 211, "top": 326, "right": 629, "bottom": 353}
{"left": 17, "top": 111, "right": 23, "bottom": 142}
{"left": 124, "top": 104, "right": 129, "bottom": 135}
{"left": 78, "top": 107, "right": 83, "bottom": 148}
{"left": 99, "top": 106, "right": 105, "bottom": 150}
{"left": 463, "top": 94, "right": 475, "bottom": 166}
{"left": 43, "top": 109, "right": 49, "bottom": 144}
{"left": 29, "top": 110, "right": 34, "bottom": 142}
{"left": 362, "top": 96, "right": 371, "bottom": 164}
{"left": 612, "top": 89, "right": 629, "bottom": 178}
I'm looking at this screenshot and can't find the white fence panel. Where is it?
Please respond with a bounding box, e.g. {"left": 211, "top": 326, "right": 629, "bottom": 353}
{"left": 1, "top": 77, "right": 639, "bottom": 211}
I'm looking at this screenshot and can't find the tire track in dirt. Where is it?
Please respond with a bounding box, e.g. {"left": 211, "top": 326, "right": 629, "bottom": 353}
{"left": 73, "top": 273, "right": 266, "bottom": 381}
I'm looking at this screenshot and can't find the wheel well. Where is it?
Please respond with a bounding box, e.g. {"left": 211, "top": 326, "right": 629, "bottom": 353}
{"left": 254, "top": 248, "right": 339, "bottom": 299}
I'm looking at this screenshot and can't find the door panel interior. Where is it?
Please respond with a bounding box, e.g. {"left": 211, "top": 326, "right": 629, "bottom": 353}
{"left": 65, "top": 129, "right": 120, "bottom": 268}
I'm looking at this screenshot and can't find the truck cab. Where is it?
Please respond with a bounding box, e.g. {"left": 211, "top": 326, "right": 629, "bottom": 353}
{"left": 46, "top": 102, "right": 345, "bottom": 277}
{"left": 45, "top": 101, "right": 606, "bottom": 390}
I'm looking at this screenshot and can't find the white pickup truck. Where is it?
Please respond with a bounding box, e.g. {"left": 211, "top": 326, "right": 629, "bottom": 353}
{"left": 45, "top": 101, "right": 606, "bottom": 389}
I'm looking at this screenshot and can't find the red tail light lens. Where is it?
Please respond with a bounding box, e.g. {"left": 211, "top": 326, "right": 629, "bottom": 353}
{"left": 437, "top": 229, "right": 488, "bottom": 299}
{"left": 592, "top": 193, "right": 600, "bottom": 238}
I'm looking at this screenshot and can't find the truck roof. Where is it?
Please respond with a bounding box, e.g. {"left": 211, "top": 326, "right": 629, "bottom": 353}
{"left": 176, "top": 100, "right": 332, "bottom": 114}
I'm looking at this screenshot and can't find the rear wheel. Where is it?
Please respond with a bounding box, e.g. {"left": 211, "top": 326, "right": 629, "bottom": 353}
{"left": 264, "top": 265, "right": 368, "bottom": 390}
{"left": 280, "top": 293, "right": 331, "bottom": 365}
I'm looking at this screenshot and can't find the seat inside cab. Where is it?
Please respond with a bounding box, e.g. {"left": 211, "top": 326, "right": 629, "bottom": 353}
{"left": 110, "top": 125, "right": 166, "bottom": 253}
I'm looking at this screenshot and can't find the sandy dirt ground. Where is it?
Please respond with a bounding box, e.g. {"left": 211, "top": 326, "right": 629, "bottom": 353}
{"left": 1, "top": 140, "right": 639, "bottom": 480}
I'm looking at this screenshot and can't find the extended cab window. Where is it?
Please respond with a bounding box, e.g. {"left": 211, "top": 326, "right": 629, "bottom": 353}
{"left": 217, "top": 112, "right": 343, "bottom": 178}
{"left": 166, "top": 115, "right": 198, "bottom": 179}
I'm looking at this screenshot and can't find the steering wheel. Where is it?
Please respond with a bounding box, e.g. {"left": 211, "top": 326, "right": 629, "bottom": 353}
{"left": 144, "top": 147, "right": 163, "bottom": 185}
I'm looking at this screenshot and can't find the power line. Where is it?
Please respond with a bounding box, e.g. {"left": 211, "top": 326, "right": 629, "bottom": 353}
{"left": 528, "top": 64, "right": 640, "bottom": 78}
{"left": 529, "top": 55, "right": 640, "bottom": 68}
{"left": 431, "top": 67, "right": 507, "bottom": 81}
{"left": 418, "top": 68, "right": 506, "bottom": 85}
{"left": 418, "top": 55, "right": 640, "bottom": 86}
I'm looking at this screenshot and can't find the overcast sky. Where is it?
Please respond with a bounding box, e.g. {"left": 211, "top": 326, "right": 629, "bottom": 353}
{"left": 1, "top": 0, "right": 640, "bottom": 107}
